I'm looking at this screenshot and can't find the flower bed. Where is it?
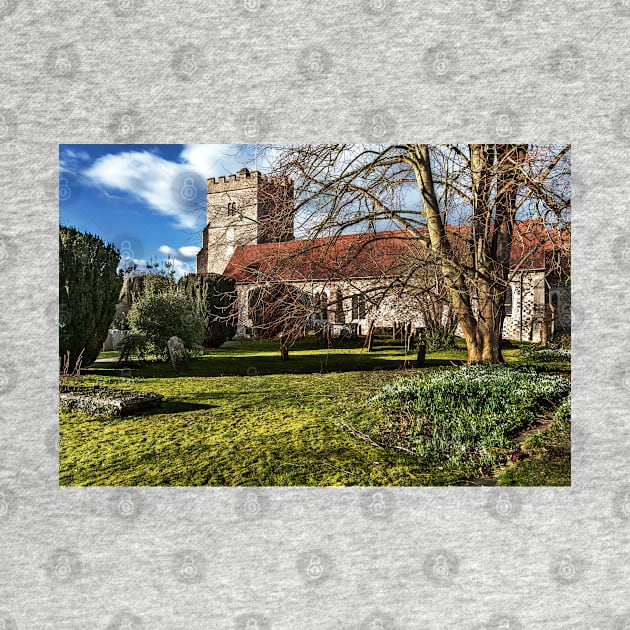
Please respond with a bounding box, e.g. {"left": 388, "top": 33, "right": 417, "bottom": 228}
{"left": 373, "top": 365, "right": 571, "bottom": 470}
{"left": 59, "top": 385, "right": 163, "bottom": 417}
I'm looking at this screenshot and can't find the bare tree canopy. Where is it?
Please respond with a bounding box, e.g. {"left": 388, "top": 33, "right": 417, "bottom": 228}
{"left": 238, "top": 143, "right": 570, "bottom": 363}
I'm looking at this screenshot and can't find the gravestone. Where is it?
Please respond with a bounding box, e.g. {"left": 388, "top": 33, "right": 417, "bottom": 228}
{"left": 167, "top": 336, "right": 187, "bottom": 372}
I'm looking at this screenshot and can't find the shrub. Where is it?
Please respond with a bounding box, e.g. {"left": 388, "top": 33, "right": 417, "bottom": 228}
{"left": 553, "top": 393, "right": 571, "bottom": 425}
{"left": 424, "top": 327, "right": 457, "bottom": 352}
{"left": 127, "top": 284, "right": 204, "bottom": 359}
{"left": 519, "top": 345, "right": 571, "bottom": 362}
{"left": 177, "top": 273, "right": 236, "bottom": 347}
{"left": 59, "top": 226, "right": 123, "bottom": 368}
{"left": 118, "top": 333, "right": 150, "bottom": 362}
{"left": 373, "top": 366, "right": 571, "bottom": 470}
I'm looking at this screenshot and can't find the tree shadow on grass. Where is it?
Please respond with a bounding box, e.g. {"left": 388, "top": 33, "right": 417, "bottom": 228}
{"left": 78, "top": 400, "right": 217, "bottom": 423}
{"left": 85, "top": 354, "right": 467, "bottom": 380}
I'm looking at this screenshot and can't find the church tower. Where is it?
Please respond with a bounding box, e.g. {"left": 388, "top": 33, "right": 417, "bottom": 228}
{"left": 196, "top": 168, "right": 294, "bottom": 275}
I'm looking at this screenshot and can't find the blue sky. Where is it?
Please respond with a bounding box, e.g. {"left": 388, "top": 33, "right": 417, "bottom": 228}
{"left": 59, "top": 144, "right": 254, "bottom": 277}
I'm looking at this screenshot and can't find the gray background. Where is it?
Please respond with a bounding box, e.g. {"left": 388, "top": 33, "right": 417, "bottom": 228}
{"left": 0, "top": 0, "right": 627, "bottom": 628}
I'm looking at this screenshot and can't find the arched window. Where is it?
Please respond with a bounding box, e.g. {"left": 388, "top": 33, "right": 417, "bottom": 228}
{"left": 504, "top": 286, "right": 513, "bottom": 318}
{"left": 227, "top": 202, "right": 237, "bottom": 217}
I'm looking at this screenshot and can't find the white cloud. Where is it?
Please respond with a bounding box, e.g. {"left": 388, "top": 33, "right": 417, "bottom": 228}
{"left": 178, "top": 245, "right": 201, "bottom": 259}
{"left": 158, "top": 244, "right": 178, "bottom": 257}
{"left": 60, "top": 147, "right": 91, "bottom": 172}
{"left": 180, "top": 144, "right": 241, "bottom": 177}
{"left": 84, "top": 151, "right": 199, "bottom": 229}
{"left": 82, "top": 144, "right": 243, "bottom": 231}
{"left": 158, "top": 244, "right": 200, "bottom": 260}
{"left": 171, "top": 258, "right": 195, "bottom": 278}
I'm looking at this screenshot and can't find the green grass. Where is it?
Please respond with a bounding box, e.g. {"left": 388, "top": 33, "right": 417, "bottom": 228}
{"left": 373, "top": 365, "right": 570, "bottom": 476}
{"left": 496, "top": 394, "right": 571, "bottom": 486}
{"left": 60, "top": 337, "right": 570, "bottom": 486}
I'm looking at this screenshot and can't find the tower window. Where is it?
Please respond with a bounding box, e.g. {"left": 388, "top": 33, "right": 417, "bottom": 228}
{"left": 227, "top": 202, "right": 237, "bottom": 217}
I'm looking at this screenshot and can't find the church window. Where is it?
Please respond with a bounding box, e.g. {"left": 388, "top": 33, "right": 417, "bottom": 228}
{"left": 358, "top": 294, "right": 366, "bottom": 319}
{"left": 504, "top": 286, "right": 513, "bottom": 318}
{"left": 352, "top": 294, "right": 366, "bottom": 320}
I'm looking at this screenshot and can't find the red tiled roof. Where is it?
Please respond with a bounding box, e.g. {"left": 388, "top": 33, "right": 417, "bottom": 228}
{"left": 223, "top": 221, "right": 569, "bottom": 283}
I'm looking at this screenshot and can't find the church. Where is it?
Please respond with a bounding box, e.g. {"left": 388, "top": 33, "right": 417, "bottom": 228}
{"left": 196, "top": 168, "right": 571, "bottom": 343}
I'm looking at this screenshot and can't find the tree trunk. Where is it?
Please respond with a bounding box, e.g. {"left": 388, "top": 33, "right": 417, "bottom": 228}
{"left": 279, "top": 333, "right": 289, "bottom": 360}
{"left": 365, "top": 320, "right": 375, "bottom": 352}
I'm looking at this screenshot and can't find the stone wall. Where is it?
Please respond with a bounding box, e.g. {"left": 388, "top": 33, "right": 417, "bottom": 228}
{"left": 233, "top": 271, "right": 569, "bottom": 343}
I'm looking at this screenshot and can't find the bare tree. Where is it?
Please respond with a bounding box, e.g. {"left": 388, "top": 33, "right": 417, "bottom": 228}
{"left": 255, "top": 144, "right": 570, "bottom": 364}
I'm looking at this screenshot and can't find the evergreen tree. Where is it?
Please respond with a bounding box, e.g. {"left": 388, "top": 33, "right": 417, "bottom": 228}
{"left": 59, "top": 226, "right": 123, "bottom": 369}
{"left": 177, "top": 274, "right": 237, "bottom": 348}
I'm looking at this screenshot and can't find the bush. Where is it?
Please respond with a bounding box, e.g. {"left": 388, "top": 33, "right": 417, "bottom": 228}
{"left": 373, "top": 366, "right": 571, "bottom": 470}
{"left": 519, "top": 345, "right": 571, "bottom": 362}
{"left": 127, "top": 284, "right": 204, "bottom": 359}
{"left": 59, "top": 226, "right": 123, "bottom": 368}
{"left": 424, "top": 327, "right": 457, "bottom": 352}
{"left": 118, "top": 333, "right": 150, "bottom": 362}
{"left": 177, "top": 273, "right": 236, "bottom": 347}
